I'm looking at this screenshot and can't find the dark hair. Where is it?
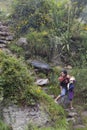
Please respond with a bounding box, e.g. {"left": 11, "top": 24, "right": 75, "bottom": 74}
{"left": 62, "top": 70, "right": 67, "bottom": 75}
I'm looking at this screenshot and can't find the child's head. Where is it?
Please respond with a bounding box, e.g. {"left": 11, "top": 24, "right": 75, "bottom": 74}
{"left": 70, "top": 76, "right": 75, "bottom": 83}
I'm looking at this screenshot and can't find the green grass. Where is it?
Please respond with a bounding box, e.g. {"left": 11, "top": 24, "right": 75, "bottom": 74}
{"left": 0, "top": 0, "right": 13, "bottom": 14}
{"left": 25, "top": 124, "right": 68, "bottom": 130}
{"left": 0, "top": 120, "right": 11, "bottom": 130}
{"left": 75, "top": 128, "right": 87, "bottom": 130}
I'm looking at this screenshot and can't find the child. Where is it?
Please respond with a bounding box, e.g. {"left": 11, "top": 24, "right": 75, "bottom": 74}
{"left": 55, "top": 70, "right": 70, "bottom": 103}
{"left": 67, "top": 76, "right": 75, "bottom": 109}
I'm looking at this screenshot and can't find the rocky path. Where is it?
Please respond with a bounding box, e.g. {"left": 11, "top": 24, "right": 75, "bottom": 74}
{"left": 0, "top": 21, "right": 13, "bottom": 51}
{"left": 65, "top": 105, "right": 87, "bottom": 130}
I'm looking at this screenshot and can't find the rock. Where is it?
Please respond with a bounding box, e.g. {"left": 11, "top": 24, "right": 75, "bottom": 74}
{"left": 6, "top": 36, "right": 14, "bottom": 41}
{"left": 35, "top": 78, "right": 49, "bottom": 86}
{"left": 2, "top": 104, "right": 50, "bottom": 130}
{"left": 0, "top": 40, "right": 8, "bottom": 44}
{"left": 0, "top": 22, "right": 2, "bottom": 26}
{"left": 57, "top": 95, "right": 70, "bottom": 108}
{"left": 0, "top": 25, "right": 9, "bottom": 32}
{"left": 0, "top": 44, "right": 6, "bottom": 48}
{"left": 30, "top": 60, "right": 53, "bottom": 74}
{"left": 16, "top": 37, "right": 28, "bottom": 48}
{"left": 73, "top": 124, "right": 85, "bottom": 129}
{"left": 0, "top": 31, "right": 11, "bottom": 36}
{"left": 68, "top": 112, "right": 78, "bottom": 117}
{"left": 66, "top": 117, "right": 76, "bottom": 123}
{"left": 81, "top": 111, "right": 87, "bottom": 117}
{"left": 25, "top": 51, "right": 32, "bottom": 59}
{"left": 64, "top": 65, "right": 72, "bottom": 69}
{"left": 0, "top": 21, "right": 14, "bottom": 49}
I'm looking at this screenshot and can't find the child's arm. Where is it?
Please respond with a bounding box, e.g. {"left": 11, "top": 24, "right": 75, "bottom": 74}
{"left": 67, "top": 83, "right": 70, "bottom": 90}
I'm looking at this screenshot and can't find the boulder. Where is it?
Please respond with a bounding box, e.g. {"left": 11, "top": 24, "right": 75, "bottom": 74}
{"left": 30, "top": 60, "right": 52, "bottom": 74}
{"left": 2, "top": 104, "right": 50, "bottom": 130}
{"left": 57, "top": 95, "right": 70, "bottom": 108}
{"left": 35, "top": 78, "right": 49, "bottom": 86}
{"left": 16, "top": 37, "right": 28, "bottom": 49}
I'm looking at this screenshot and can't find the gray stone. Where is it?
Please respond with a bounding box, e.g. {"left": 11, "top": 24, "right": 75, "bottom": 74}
{"left": 0, "top": 44, "right": 6, "bottom": 48}
{"left": 73, "top": 124, "right": 85, "bottom": 129}
{"left": 30, "top": 60, "right": 52, "bottom": 72}
{"left": 0, "top": 31, "right": 11, "bottom": 36}
{"left": 2, "top": 104, "right": 49, "bottom": 130}
{"left": 0, "top": 40, "right": 8, "bottom": 44}
{"left": 66, "top": 117, "right": 76, "bottom": 123}
{"left": 57, "top": 95, "right": 70, "bottom": 108}
{"left": 35, "top": 78, "right": 49, "bottom": 86}
{"left": 68, "top": 112, "right": 78, "bottom": 117}
{"left": 6, "top": 36, "right": 14, "bottom": 41}
{"left": 81, "top": 111, "right": 87, "bottom": 117}
{"left": 0, "top": 25, "right": 9, "bottom": 32}
{"left": 16, "top": 37, "right": 28, "bottom": 47}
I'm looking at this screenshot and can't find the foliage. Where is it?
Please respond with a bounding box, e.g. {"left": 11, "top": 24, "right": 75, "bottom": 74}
{"left": 8, "top": 42, "right": 24, "bottom": 56}
{"left": 68, "top": 68, "right": 87, "bottom": 104}
{"left": 9, "top": 0, "right": 87, "bottom": 66}
{"left": 43, "top": 67, "right": 87, "bottom": 105}
{"left": 26, "top": 31, "right": 51, "bottom": 60}
{"left": 25, "top": 124, "right": 68, "bottom": 130}
{"left": 0, "top": 51, "right": 68, "bottom": 129}
{"left": 11, "top": 0, "right": 53, "bottom": 35}
{"left": 0, "top": 50, "right": 34, "bottom": 103}
{"left": 0, "top": 120, "right": 12, "bottom": 130}
{"left": 0, "top": 0, "right": 13, "bottom": 20}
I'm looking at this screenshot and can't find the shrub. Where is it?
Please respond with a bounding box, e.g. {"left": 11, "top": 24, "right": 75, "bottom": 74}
{"left": 11, "top": 0, "right": 53, "bottom": 35}
{"left": 66, "top": 68, "right": 87, "bottom": 104}
{"left": 0, "top": 50, "right": 34, "bottom": 103}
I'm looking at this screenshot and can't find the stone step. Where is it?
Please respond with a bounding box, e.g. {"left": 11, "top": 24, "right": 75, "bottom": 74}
{"left": 0, "top": 25, "right": 9, "bottom": 32}
{"left": 0, "top": 36, "right": 13, "bottom": 41}
{"left": 0, "top": 31, "right": 12, "bottom": 36}
{"left": 0, "top": 21, "right": 14, "bottom": 49}
{"left": 0, "top": 44, "right": 6, "bottom": 48}
{"left": 0, "top": 40, "right": 8, "bottom": 44}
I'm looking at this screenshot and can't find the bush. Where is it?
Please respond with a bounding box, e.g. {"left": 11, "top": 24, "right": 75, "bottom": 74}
{"left": 11, "top": 0, "right": 53, "bottom": 35}
{"left": 0, "top": 50, "right": 34, "bottom": 103}
{"left": 69, "top": 68, "right": 87, "bottom": 104}
{"left": 0, "top": 51, "right": 68, "bottom": 129}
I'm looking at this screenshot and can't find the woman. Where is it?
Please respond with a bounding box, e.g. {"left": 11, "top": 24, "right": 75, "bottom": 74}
{"left": 55, "top": 70, "right": 70, "bottom": 103}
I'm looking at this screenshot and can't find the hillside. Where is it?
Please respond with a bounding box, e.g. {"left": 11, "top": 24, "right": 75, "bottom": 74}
{"left": 0, "top": 0, "right": 87, "bottom": 130}
{"left": 3, "top": 0, "right": 86, "bottom": 67}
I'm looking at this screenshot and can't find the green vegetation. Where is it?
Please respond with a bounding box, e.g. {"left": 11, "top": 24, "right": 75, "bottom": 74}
{"left": 0, "top": 51, "right": 68, "bottom": 129}
{"left": 48, "top": 67, "right": 87, "bottom": 104}
{"left": 25, "top": 123, "right": 68, "bottom": 130}
{"left": 0, "top": 0, "right": 13, "bottom": 20}
{"left": 0, "top": 0, "right": 87, "bottom": 130}
{"left": 9, "top": 0, "right": 87, "bottom": 66}
{"left": 0, "top": 50, "right": 34, "bottom": 104}
{"left": 0, "top": 120, "right": 12, "bottom": 130}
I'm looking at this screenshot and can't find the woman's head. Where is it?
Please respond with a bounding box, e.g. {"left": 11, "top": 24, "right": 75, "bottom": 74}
{"left": 61, "top": 70, "right": 67, "bottom": 77}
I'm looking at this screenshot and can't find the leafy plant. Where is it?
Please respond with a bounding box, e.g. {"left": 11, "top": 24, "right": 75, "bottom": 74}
{"left": 0, "top": 120, "right": 12, "bottom": 130}
{"left": 0, "top": 50, "right": 34, "bottom": 103}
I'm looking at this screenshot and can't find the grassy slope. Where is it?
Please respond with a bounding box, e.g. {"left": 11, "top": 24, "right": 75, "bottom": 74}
{"left": 0, "top": 0, "right": 13, "bottom": 14}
